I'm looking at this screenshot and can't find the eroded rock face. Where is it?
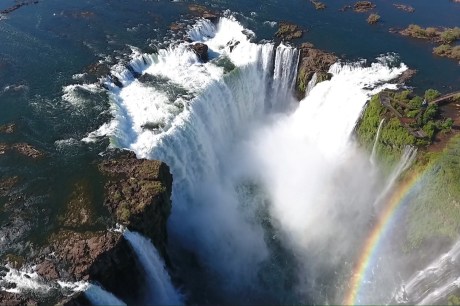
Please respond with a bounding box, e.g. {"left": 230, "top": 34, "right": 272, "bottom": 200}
{"left": 41, "top": 230, "right": 142, "bottom": 302}
{"left": 190, "top": 43, "right": 209, "bottom": 62}
{"left": 295, "top": 43, "right": 338, "bottom": 100}
{"left": 99, "top": 151, "right": 173, "bottom": 258}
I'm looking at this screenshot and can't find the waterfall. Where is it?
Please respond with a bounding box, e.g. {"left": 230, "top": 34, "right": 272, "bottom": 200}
{"left": 81, "top": 15, "right": 409, "bottom": 303}
{"left": 393, "top": 240, "right": 460, "bottom": 305}
{"left": 123, "top": 230, "right": 183, "bottom": 305}
{"left": 85, "top": 284, "right": 127, "bottom": 306}
{"left": 271, "top": 43, "right": 299, "bottom": 109}
{"left": 373, "top": 146, "right": 417, "bottom": 210}
{"left": 370, "top": 118, "right": 385, "bottom": 165}
{"left": 304, "top": 72, "right": 318, "bottom": 97}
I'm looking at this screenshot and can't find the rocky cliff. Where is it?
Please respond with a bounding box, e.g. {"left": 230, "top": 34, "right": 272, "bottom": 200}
{"left": 0, "top": 150, "right": 174, "bottom": 305}
{"left": 295, "top": 43, "right": 338, "bottom": 100}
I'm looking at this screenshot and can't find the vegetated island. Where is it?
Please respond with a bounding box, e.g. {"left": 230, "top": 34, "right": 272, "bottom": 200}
{"left": 399, "top": 25, "right": 460, "bottom": 61}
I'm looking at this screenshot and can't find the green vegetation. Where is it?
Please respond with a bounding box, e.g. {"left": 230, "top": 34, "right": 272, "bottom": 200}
{"left": 367, "top": 13, "right": 380, "bottom": 24}
{"left": 356, "top": 89, "right": 453, "bottom": 170}
{"left": 449, "top": 295, "right": 460, "bottom": 306}
{"left": 401, "top": 25, "right": 460, "bottom": 61}
{"left": 406, "top": 135, "right": 460, "bottom": 249}
{"left": 356, "top": 94, "right": 415, "bottom": 169}
{"left": 433, "top": 44, "right": 460, "bottom": 61}
{"left": 402, "top": 25, "right": 460, "bottom": 43}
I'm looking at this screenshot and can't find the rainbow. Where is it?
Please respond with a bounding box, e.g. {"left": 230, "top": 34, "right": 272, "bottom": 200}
{"left": 343, "top": 167, "right": 430, "bottom": 305}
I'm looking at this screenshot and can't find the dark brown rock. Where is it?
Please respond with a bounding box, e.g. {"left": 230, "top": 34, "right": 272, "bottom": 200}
{"left": 188, "top": 4, "right": 219, "bottom": 23}
{"left": 190, "top": 43, "right": 209, "bottom": 62}
{"left": 11, "top": 143, "right": 44, "bottom": 159}
{"left": 170, "top": 22, "right": 185, "bottom": 32}
{"left": 48, "top": 230, "right": 142, "bottom": 302}
{"left": 275, "top": 22, "right": 304, "bottom": 41}
{"left": 36, "top": 260, "right": 60, "bottom": 281}
{"left": 397, "top": 68, "right": 417, "bottom": 84}
{"left": 0, "top": 123, "right": 16, "bottom": 134}
{"left": 295, "top": 43, "right": 338, "bottom": 100}
{"left": 0, "top": 176, "right": 18, "bottom": 197}
{"left": 99, "top": 151, "right": 173, "bottom": 258}
{"left": 0, "top": 0, "right": 39, "bottom": 15}
{"left": 354, "top": 1, "right": 376, "bottom": 12}
{"left": 60, "top": 181, "right": 95, "bottom": 228}
{"left": 85, "top": 62, "right": 111, "bottom": 79}
{"left": 0, "top": 291, "right": 38, "bottom": 306}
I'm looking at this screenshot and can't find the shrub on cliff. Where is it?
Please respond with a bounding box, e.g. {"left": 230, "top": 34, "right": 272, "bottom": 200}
{"left": 424, "top": 89, "right": 441, "bottom": 102}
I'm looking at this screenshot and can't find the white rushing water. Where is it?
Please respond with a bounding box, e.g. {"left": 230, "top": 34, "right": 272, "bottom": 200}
{"left": 85, "top": 284, "right": 127, "bottom": 306}
{"left": 0, "top": 265, "right": 51, "bottom": 294}
{"left": 123, "top": 230, "right": 183, "bottom": 305}
{"left": 83, "top": 16, "right": 411, "bottom": 303}
{"left": 370, "top": 118, "right": 385, "bottom": 165}
{"left": 392, "top": 239, "right": 460, "bottom": 305}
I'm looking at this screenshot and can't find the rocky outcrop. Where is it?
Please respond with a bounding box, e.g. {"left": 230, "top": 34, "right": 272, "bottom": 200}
{"left": 190, "top": 43, "right": 209, "bottom": 62}
{"left": 99, "top": 151, "right": 173, "bottom": 258}
{"left": 60, "top": 181, "right": 95, "bottom": 228}
{"left": 397, "top": 68, "right": 417, "bottom": 84}
{"left": 0, "top": 0, "right": 39, "bottom": 15}
{"left": 35, "top": 230, "right": 142, "bottom": 302}
{"left": 0, "top": 149, "right": 174, "bottom": 304}
{"left": 188, "top": 4, "right": 219, "bottom": 23}
{"left": 0, "top": 123, "right": 16, "bottom": 134}
{"left": 0, "top": 291, "right": 38, "bottom": 306}
{"left": 275, "top": 22, "right": 304, "bottom": 41}
{"left": 295, "top": 43, "right": 338, "bottom": 100}
{"left": 354, "top": 1, "right": 376, "bottom": 12}
{"left": 0, "top": 143, "right": 44, "bottom": 159}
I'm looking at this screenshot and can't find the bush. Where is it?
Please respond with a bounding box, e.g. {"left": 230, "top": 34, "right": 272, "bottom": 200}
{"left": 422, "top": 120, "right": 437, "bottom": 139}
{"left": 440, "top": 27, "right": 460, "bottom": 44}
{"left": 424, "top": 89, "right": 441, "bottom": 102}
{"left": 422, "top": 104, "right": 438, "bottom": 124}
{"left": 409, "top": 96, "right": 423, "bottom": 108}
{"left": 451, "top": 46, "right": 460, "bottom": 60}
{"left": 425, "top": 27, "right": 438, "bottom": 37}
{"left": 441, "top": 118, "right": 454, "bottom": 131}
{"left": 433, "top": 44, "right": 452, "bottom": 56}
{"left": 407, "top": 24, "right": 425, "bottom": 36}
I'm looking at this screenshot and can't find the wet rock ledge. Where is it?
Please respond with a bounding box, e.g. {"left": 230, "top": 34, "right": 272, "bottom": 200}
{"left": 0, "top": 150, "right": 174, "bottom": 305}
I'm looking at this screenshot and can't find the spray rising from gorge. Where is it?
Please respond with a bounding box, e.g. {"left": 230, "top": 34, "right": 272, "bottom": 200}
{"left": 71, "top": 16, "right": 427, "bottom": 304}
